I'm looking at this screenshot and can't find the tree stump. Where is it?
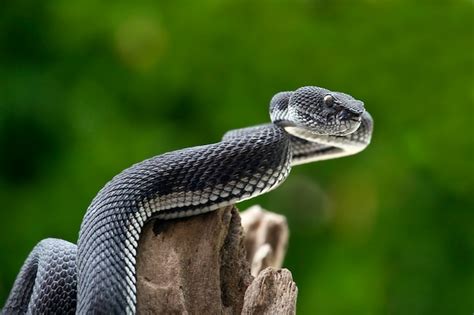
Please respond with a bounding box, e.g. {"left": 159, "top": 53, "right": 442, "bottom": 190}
{"left": 136, "top": 205, "right": 297, "bottom": 314}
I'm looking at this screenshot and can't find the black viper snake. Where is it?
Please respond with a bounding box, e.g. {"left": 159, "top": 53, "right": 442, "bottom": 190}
{"left": 2, "top": 86, "right": 373, "bottom": 314}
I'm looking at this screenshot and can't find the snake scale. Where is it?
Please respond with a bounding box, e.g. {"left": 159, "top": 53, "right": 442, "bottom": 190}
{"left": 2, "top": 86, "right": 373, "bottom": 314}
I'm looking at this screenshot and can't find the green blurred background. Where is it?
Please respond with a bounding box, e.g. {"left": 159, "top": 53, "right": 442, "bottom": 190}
{"left": 1, "top": 1, "right": 473, "bottom": 314}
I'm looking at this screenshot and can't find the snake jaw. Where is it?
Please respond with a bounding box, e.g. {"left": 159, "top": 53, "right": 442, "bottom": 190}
{"left": 333, "top": 105, "right": 365, "bottom": 135}
{"left": 334, "top": 119, "right": 362, "bottom": 136}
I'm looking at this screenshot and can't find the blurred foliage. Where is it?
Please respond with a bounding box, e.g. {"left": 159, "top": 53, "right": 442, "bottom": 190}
{"left": 0, "top": 0, "right": 473, "bottom": 314}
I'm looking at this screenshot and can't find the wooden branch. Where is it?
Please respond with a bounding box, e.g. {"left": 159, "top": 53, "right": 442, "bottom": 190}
{"left": 241, "top": 205, "right": 289, "bottom": 276}
{"left": 136, "top": 205, "right": 297, "bottom": 314}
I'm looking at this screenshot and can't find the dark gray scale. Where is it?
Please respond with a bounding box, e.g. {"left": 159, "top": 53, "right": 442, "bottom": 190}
{"left": 290, "top": 135, "right": 342, "bottom": 164}
{"left": 2, "top": 239, "right": 77, "bottom": 314}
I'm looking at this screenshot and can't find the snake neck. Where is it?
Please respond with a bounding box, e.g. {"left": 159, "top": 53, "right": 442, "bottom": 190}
{"left": 269, "top": 92, "right": 322, "bottom": 143}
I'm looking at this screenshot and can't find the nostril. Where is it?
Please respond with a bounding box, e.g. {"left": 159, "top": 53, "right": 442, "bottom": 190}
{"left": 338, "top": 109, "right": 361, "bottom": 121}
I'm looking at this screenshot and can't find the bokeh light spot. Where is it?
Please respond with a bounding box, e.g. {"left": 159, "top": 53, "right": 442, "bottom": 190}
{"left": 114, "top": 16, "right": 167, "bottom": 72}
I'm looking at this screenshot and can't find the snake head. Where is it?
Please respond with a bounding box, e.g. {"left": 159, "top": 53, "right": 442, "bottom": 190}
{"left": 287, "top": 86, "right": 365, "bottom": 136}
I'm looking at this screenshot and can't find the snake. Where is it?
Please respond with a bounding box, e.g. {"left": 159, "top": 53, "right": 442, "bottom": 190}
{"left": 2, "top": 86, "right": 373, "bottom": 314}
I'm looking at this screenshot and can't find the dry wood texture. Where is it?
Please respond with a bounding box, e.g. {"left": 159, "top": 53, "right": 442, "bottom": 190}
{"left": 136, "top": 205, "right": 297, "bottom": 314}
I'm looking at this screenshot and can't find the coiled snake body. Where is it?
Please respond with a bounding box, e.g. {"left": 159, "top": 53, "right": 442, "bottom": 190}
{"left": 3, "top": 86, "right": 373, "bottom": 314}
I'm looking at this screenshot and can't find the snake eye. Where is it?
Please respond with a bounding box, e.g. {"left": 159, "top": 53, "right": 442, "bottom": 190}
{"left": 324, "top": 95, "right": 335, "bottom": 107}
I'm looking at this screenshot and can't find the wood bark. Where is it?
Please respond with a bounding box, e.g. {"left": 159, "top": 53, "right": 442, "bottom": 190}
{"left": 136, "top": 205, "right": 297, "bottom": 314}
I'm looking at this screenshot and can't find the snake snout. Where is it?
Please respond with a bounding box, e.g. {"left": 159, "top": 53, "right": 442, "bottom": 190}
{"left": 338, "top": 108, "right": 362, "bottom": 121}
{"left": 338, "top": 100, "right": 365, "bottom": 121}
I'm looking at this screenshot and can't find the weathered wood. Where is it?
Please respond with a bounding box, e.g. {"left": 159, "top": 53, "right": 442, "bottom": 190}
{"left": 136, "top": 205, "right": 297, "bottom": 314}
{"left": 242, "top": 268, "right": 297, "bottom": 315}
{"left": 241, "top": 205, "right": 289, "bottom": 276}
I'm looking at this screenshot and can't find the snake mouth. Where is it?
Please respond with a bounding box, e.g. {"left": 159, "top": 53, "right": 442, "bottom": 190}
{"left": 337, "top": 120, "right": 361, "bottom": 135}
